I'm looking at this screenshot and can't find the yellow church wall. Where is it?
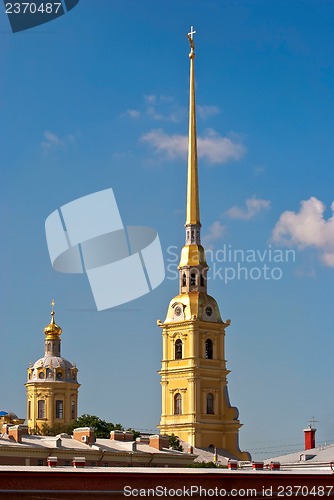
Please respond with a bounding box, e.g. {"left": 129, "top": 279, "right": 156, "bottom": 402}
{"left": 26, "top": 382, "right": 78, "bottom": 432}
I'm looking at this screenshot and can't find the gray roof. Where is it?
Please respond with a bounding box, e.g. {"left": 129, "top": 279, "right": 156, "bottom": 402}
{"left": 0, "top": 433, "right": 193, "bottom": 459}
{"left": 265, "top": 443, "right": 334, "bottom": 466}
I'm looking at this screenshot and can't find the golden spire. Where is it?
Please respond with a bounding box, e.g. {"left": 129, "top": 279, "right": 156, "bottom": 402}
{"left": 178, "top": 27, "right": 207, "bottom": 271}
{"left": 44, "top": 299, "right": 62, "bottom": 339}
{"left": 186, "top": 26, "right": 200, "bottom": 227}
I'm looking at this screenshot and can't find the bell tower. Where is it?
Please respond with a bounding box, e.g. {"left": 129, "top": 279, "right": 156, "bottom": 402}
{"left": 158, "top": 28, "right": 250, "bottom": 459}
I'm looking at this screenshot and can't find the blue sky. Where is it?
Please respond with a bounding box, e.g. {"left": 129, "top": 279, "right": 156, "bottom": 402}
{"left": 1, "top": 0, "right": 334, "bottom": 460}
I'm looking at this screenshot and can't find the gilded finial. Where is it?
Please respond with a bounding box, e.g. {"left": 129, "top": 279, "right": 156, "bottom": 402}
{"left": 187, "top": 26, "right": 196, "bottom": 56}
{"left": 44, "top": 299, "right": 62, "bottom": 338}
{"left": 51, "top": 299, "right": 55, "bottom": 317}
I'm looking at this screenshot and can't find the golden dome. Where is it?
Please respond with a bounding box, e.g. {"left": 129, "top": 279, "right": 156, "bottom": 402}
{"left": 44, "top": 309, "right": 62, "bottom": 339}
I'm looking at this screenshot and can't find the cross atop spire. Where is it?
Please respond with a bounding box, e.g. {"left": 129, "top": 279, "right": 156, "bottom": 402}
{"left": 187, "top": 26, "right": 196, "bottom": 53}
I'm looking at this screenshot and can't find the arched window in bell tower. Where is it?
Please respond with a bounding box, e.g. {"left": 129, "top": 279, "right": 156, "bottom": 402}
{"left": 182, "top": 273, "right": 186, "bottom": 286}
{"left": 207, "top": 393, "right": 214, "bottom": 414}
{"left": 175, "top": 339, "right": 183, "bottom": 360}
{"left": 174, "top": 393, "right": 182, "bottom": 415}
{"left": 205, "top": 339, "right": 213, "bottom": 359}
{"left": 190, "top": 272, "right": 196, "bottom": 286}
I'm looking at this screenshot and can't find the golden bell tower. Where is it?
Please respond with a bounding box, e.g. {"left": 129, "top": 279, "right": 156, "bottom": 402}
{"left": 158, "top": 28, "right": 250, "bottom": 459}
{"left": 25, "top": 301, "right": 79, "bottom": 433}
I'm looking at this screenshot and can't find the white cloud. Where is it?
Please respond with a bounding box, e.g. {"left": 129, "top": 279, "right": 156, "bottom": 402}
{"left": 123, "top": 95, "right": 185, "bottom": 123}
{"left": 272, "top": 196, "right": 334, "bottom": 267}
{"left": 202, "top": 221, "right": 226, "bottom": 249}
{"left": 141, "top": 129, "right": 187, "bottom": 158}
{"left": 41, "top": 130, "right": 74, "bottom": 151}
{"left": 253, "top": 165, "right": 266, "bottom": 176}
{"left": 41, "top": 130, "right": 63, "bottom": 150}
{"left": 144, "top": 94, "right": 158, "bottom": 104}
{"left": 198, "top": 129, "right": 245, "bottom": 164}
{"left": 141, "top": 128, "right": 245, "bottom": 165}
{"left": 125, "top": 109, "right": 141, "bottom": 119}
{"left": 146, "top": 106, "right": 164, "bottom": 121}
{"left": 197, "top": 105, "right": 220, "bottom": 119}
{"left": 226, "top": 196, "right": 271, "bottom": 220}
{"left": 124, "top": 95, "right": 220, "bottom": 124}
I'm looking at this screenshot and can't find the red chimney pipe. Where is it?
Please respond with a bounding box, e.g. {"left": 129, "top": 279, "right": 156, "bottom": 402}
{"left": 304, "top": 427, "right": 316, "bottom": 450}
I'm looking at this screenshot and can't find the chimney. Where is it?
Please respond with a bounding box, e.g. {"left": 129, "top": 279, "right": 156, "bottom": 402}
{"left": 7, "top": 425, "right": 26, "bottom": 443}
{"left": 73, "top": 427, "right": 96, "bottom": 445}
{"left": 252, "top": 461, "right": 264, "bottom": 470}
{"left": 228, "top": 459, "right": 238, "bottom": 470}
{"left": 270, "top": 461, "right": 281, "bottom": 470}
{"left": 124, "top": 431, "right": 134, "bottom": 441}
{"left": 72, "top": 457, "right": 86, "bottom": 468}
{"left": 304, "top": 426, "right": 316, "bottom": 450}
{"left": 149, "top": 435, "right": 169, "bottom": 451}
{"left": 110, "top": 430, "right": 125, "bottom": 441}
{"left": 1, "top": 423, "right": 13, "bottom": 435}
{"left": 47, "top": 457, "right": 58, "bottom": 468}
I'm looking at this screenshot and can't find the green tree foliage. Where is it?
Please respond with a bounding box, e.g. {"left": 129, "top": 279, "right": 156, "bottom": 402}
{"left": 168, "top": 433, "right": 183, "bottom": 451}
{"left": 67, "top": 414, "right": 124, "bottom": 438}
{"left": 30, "top": 414, "right": 141, "bottom": 440}
{"left": 188, "top": 461, "right": 219, "bottom": 468}
{"left": 30, "top": 422, "right": 71, "bottom": 436}
{"left": 127, "top": 428, "right": 141, "bottom": 440}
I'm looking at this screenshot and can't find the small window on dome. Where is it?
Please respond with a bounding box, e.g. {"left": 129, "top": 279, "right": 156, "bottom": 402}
{"left": 39, "top": 372, "right": 45, "bottom": 379}
{"left": 56, "top": 371, "right": 63, "bottom": 380}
